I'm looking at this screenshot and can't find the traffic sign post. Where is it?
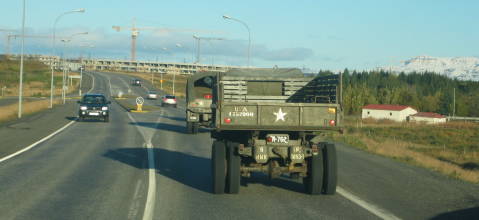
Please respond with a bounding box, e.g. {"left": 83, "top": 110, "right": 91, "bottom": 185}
{"left": 135, "top": 96, "right": 144, "bottom": 112}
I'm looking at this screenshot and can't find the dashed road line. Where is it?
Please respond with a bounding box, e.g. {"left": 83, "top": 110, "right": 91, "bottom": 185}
{"left": 337, "top": 187, "right": 401, "bottom": 220}
{"left": 126, "top": 112, "right": 164, "bottom": 220}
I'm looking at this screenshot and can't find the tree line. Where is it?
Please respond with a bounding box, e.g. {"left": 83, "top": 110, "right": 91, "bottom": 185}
{"left": 318, "top": 69, "right": 479, "bottom": 117}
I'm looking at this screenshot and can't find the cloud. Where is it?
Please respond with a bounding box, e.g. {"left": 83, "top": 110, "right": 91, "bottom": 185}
{"left": 317, "top": 55, "right": 345, "bottom": 63}
{"left": 2, "top": 27, "right": 315, "bottom": 64}
{"left": 255, "top": 47, "right": 314, "bottom": 61}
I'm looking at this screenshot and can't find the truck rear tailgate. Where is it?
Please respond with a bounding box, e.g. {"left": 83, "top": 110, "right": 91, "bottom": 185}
{"left": 218, "top": 102, "right": 340, "bottom": 131}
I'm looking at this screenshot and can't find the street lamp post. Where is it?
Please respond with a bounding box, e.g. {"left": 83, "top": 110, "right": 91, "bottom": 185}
{"left": 193, "top": 35, "right": 223, "bottom": 64}
{"left": 50, "top": 8, "right": 85, "bottom": 108}
{"left": 175, "top": 43, "right": 182, "bottom": 63}
{"left": 60, "top": 32, "right": 88, "bottom": 104}
{"left": 160, "top": 47, "right": 167, "bottom": 90}
{"left": 61, "top": 38, "right": 70, "bottom": 104}
{"left": 171, "top": 43, "right": 182, "bottom": 95}
{"left": 18, "top": 0, "right": 26, "bottom": 118}
{"left": 193, "top": 35, "right": 200, "bottom": 63}
{"left": 222, "top": 15, "right": 251, "bottom": 67}
{"left": 79, "top": 44, "right": 94, "bottom": 96}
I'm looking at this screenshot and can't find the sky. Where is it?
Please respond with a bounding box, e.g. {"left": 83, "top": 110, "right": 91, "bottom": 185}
{"left": 1, "top": 0, "right": 478, "bottom": 72}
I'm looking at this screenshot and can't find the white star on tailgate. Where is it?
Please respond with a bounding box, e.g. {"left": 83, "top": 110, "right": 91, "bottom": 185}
{"left": 273, "top": 108, "right": 287, "bottom": 122}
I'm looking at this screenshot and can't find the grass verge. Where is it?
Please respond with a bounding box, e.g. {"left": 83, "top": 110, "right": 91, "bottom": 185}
{"left": 0, "top": 99, "right": 62, "bottom": 123}
{"left": 1, "top": 56, "right": 79, "bottom": 97}
{"left": 331, "top": 118, "right": 479, "bottom": 183}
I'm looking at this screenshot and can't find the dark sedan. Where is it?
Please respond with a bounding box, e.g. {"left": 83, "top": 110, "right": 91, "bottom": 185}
{"left": 77, "top": 94, "right": 111, "bottom": 122}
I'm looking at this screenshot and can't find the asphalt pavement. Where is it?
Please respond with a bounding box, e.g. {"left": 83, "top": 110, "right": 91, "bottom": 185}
{"left": 0, "top": 71, "right": 478, "bottom": 220}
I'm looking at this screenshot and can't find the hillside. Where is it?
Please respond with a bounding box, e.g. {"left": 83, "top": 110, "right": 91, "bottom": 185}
{"left": 385, "top": 56, "right": 479, "bottom": 81}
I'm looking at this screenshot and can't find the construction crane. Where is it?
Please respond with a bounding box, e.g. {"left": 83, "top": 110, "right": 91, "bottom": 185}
{"left": 193, "top": 35, "right": 224, "bottom": 63}
{"left": 113, "top": 18, "right": 220, "bottom": 62}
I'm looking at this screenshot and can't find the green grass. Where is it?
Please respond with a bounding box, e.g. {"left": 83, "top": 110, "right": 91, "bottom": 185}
{"left": 0, "top": 56, "right": 67, "bottom": 96}
{"left": 0, "top": 56, "right": 53, "bottom": 86}
{"left": 345, "top": 123, "right": 479, "bottom": 153}
{"left": 332, "top": 117, "right": 479, "bottom": 183}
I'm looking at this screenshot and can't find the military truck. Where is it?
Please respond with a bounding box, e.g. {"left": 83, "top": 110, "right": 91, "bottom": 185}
{"left": 185, "top": 72, "right": 217, "bottom": 134}
{"left": 210, "top": 68, "right": 342, "bottom": 195}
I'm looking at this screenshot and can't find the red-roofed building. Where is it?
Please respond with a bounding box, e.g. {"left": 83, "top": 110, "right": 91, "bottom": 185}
{"left": 362, "top": 104, "right": 418, "bottom": 122}
{"left": 410, "top": 112, "right": 446, "bottom": 124}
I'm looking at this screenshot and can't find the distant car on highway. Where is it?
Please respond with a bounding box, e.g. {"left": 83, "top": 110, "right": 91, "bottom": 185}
{"left": 147, "top": 91, "right": 158, "bottom": 100}
{"left": 77, "top": 93, "right": 111, "bottom": 122}
{"left": 161, "top": 95, "right": 177, "bottom": 108}
{"left": 132, "top": 79, "right": 141, "bottom": 86}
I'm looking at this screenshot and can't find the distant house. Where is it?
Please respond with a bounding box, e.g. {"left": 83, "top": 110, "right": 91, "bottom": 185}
{"left": 362, "top": 104, "right": 418, "bottom": 122}
{"left": 410, "top": 112, "right": 446, "bottom": 124}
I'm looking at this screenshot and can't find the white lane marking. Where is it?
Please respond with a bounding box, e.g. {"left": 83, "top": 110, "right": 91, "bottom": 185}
{"left": 108, "top": 77, "right": 113, "bottom": 96}
{"left": 0, "top": 121, "right": 75, "bottom": 163}
{"left": 84, "top": 72, "right": 95, "bottom": 94}
{"left": 337, "top": 187, "right": 401, "bottom": 220}
{"left": 143, "top": 142, "right": 156, "bottom": 220}
{"left": 119, "top": 77, "right": 132, "bottom": 93}
{"left": 126, "top": 112, "right": 158, "bottom": 220}
{"left": 0, "top": 71, "right": 101, "bottom": 163}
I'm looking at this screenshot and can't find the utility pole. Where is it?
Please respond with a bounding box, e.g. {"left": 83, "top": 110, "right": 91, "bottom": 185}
{"left": 453, "top": 87, "right": 456, "bottom": 117}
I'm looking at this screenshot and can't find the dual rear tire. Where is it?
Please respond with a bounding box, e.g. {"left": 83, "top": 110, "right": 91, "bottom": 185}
{"left": 212, "top": 141, "right": 240, "bottom": 194}
{"left": 303, "top": 143, "right": 337, "bottom": 195}
{"left": 186, "top": 122, "right": 199, "bottom": 134}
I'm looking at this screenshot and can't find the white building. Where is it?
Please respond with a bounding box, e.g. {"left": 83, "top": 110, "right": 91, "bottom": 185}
{"left": 410, "top": 112, "right": 446, "bottom": 124}
{"left": 362, "top": 104, "right": 418, "bottom": 122}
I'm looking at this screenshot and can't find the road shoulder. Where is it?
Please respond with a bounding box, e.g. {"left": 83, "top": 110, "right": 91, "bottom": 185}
{"left": 0, "top": 102, "right": 78, "bottom": 159}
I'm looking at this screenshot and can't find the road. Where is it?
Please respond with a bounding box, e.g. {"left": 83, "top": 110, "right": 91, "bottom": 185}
{"left": 0, "top": 71, "right": 478, "bottom": 220}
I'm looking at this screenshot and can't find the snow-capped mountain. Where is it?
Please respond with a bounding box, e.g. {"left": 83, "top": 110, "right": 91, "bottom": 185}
{"left": 384, "top": 56, "right": 479, "bottom": 81}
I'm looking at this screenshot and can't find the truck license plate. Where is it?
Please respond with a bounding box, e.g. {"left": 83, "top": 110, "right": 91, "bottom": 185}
{"left": 267, "top": 134, "right": 289, "bottom": 144}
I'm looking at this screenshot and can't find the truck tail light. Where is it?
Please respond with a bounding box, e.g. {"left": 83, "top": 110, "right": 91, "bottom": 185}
{"left": 329, "top": 120, "right": 336, "bottom": 126}
{"left": 204, "top": 94, "right": 212, "bottom": 99}
{"left": 224, "top": 117, "right": 232, "bottom": 124}
{"left": 266, "top": 136, "right": 273, "bottom": 143}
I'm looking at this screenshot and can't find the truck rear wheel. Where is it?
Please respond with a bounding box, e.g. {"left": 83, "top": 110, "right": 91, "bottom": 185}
{"left": 192, "top": 122, "right": 199, "bottom": 134}
{"left": 303, "top": 152, "right": 324, "bottom": 195}
{"left": 225, "top": 141, "right": 240, "bottom": 194}
{"left": 322, "top": 143, "right": 337, "bottom": 195}
{"left": 212, "top": 141, "right": 226, "bottom": 194}
{"left": 186, "top": 122, "right": 193, "bottom": 134}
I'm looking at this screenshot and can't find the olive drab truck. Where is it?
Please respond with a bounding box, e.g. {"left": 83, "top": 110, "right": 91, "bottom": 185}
{"left": 186, "top": 72, "right": 217, "bottom": 134}
{"left": 210, "top": 68, "right": 342, "bottom": 195}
